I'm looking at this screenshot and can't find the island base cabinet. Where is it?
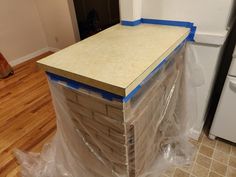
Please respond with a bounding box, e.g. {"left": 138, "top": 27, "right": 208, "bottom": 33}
{"left": 45, "top": 47, "right": 187, "bottom": 177}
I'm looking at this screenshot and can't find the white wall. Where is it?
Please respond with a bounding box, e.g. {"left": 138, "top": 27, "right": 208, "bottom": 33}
{"left": 142, "top": 0, "right": 234, "bottom": 35}
{"left": 119, "top": 0, "right": 142, "bottom": 21}
{"left": 120, "top": 0, "right": 234, "bottom": 44}
{"left": 0, "top": 0, "right": 79, "bottom": 65}
{"left": 0, "top": 0, "right": 47, "bottom": 62}
{"left": 34, "top": 0, "right": 79, "bottom": 49}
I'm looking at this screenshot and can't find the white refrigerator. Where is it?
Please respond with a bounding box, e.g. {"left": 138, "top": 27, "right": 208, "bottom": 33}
{"left": 209, "top": 37, "right": 236, "bottom": 143}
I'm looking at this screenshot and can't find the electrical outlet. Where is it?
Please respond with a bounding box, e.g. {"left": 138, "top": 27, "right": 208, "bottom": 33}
{"left": 55, "top": 36, "right": 59, "bottom": 43}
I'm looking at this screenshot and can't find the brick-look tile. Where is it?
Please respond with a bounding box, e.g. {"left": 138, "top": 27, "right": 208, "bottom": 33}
{"left": 213, "top": 150, "right": 229, "bottom": 164}
{"left": 196, "top": 154, "right": 211, "bottom": 168}
{"left": 93, "top": 112, "right": 124, "bottom": 133}
{"left": 173, "top": 168, "right": 190, "bottom": 177}
{"left": 107, "top": 106, "right": 124, "bottom": 121}
{"left": 227, "top": 166, "right": 236, "bottom": 177}
{"left": 67, "top": 100, "right": 93, "bottom": 118}
{"left": 208, "top": 171, "right": 223, "bottom": 177}
{"left": 202, "top": 136, "right": 216, "bottom": 148}
{"left": 192, "top": 164, "right": 209, "bottom": 177}
{"left": 199, "top": 145, "right": 214, "bottom": 158}
{"left": 230, "top": 145, "right": 236, "bottom": 157}
{"left": 210, "top": 160, "right": 227, "bottom": 176}
{"left": 63, "top": 87, "right": 78, "bottom": 102}
{"left": 216, "top": 140, "right": 231, "bottom": 154}
{"left": 77, "top": 95, "right": 107, "bottom": 114}
{"left": 229, "top": 156, "right": 236, "bottom": 168}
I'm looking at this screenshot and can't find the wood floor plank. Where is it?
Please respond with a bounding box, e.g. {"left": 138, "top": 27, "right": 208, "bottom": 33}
{"left": 0, "top": 52, "right": 56, "bottom": 177}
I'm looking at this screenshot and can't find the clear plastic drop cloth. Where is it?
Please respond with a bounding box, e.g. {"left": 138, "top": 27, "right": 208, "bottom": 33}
{"left": 15, "top": 43, "right": 200, "bottom": 177}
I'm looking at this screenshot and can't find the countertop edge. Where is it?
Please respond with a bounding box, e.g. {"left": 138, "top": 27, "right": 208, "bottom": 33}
{"left": 37, "top": 29, "right": 189, "bottom": 97}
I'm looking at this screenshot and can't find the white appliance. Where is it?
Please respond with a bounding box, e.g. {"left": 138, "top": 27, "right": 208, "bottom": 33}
{"left": 209, "top": 46, "right": 236, "bottom": 143}
{"left": 119, "top": 0, "right": 236, "bottom": 139}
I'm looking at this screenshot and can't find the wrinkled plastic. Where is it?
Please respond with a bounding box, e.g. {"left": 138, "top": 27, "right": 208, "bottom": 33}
{"left": 184, "top": 43, "right": 206, "bottom": 135}
{"left": 15, "top": 44, "right": 197, "bottom": 177}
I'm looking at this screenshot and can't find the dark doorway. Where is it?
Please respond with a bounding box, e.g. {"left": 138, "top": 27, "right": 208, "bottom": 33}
{"left": 73, "top": 0, "right": 120, "bottom": 40}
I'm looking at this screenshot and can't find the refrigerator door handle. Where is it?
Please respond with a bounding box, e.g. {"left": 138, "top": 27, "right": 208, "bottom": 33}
{"left": 229, "top": 80, "right": 236, "bottom": 91}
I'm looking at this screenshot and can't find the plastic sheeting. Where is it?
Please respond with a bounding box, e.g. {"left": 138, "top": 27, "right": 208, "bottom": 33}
{"left": 15, "top": 43, "right": 197, "bottom": 177}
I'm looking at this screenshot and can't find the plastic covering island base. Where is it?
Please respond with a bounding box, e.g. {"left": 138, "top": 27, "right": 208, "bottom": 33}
{"left": 15, "top": 45, "right": 196, "bottom": 177}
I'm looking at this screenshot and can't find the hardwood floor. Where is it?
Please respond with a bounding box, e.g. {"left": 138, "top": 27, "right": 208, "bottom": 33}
{"left": 0, "top": 52, "right": 56, "bottom": 177}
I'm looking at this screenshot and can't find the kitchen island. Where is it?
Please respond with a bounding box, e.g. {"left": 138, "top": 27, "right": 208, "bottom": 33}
{"left": 37, "top": 24, "right": 189, "bottom": 177}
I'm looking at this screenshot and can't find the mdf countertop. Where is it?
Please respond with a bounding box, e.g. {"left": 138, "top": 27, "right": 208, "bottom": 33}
{"left": 37, "top": 24, "right": 189, "bottom": 96}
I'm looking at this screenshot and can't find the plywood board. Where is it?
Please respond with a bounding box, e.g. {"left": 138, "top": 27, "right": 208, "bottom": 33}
{"left": 37, "top": 24, "right": 189, "bottom": 96}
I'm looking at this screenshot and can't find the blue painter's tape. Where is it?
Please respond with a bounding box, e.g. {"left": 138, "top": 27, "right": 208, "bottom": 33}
{"left": 121, "top": 19, "right": 142, "bottom": 26}
{"left": 123, "top": 39, "right": 186, "bottom": 103}
{"left": 123, "top": 85, "right": 142, "bottom": 103}
{"left": 121, "top": 18, "right": 197, "bottom": 41}
{"left": 187, "top": 25, "right": 197, "bottom": 41}
{"left": 46, "top": 72, "right": 123, "bottom": 101}
{"left": 47, "top": 22, "right": 188, "bottom": 103}
{"left": 46, "top": 39, "right": 186, "bottom": 103}
{"left": 141, "top": 58, "right": 167, "bottom": 85}
{"left": 141, "top": 18, "right": 196, "bottom": 41}
{"left": 141, "top": 18, "right": 193, "bottom": 28}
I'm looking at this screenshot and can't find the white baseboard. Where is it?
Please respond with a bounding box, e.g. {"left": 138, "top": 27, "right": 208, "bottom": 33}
{"left": 188, "top": 128, "right": 201, "bottom": 140}
{"left": 188, "top": 119, "right": 206, "bottom": 140}
{"left": 47, "top": 47, "right": 60, "bottom": 52}
{"left": 195, "top": 31, "right": 228, "bottom": 46}
{"left": 9, "top": 47, "right": 60, "bottom": 67}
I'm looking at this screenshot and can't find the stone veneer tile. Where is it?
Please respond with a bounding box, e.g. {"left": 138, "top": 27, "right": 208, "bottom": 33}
{"left": 164, "top": 167, "right": 175, "bottom": 177}
{"left": 159, "top": 174, "right": 169, "bottom": 177}
{"left": 208, "top": 171, "right": 223, "bottom": 177}
{"left": 199, "top": 145, "right": 214, "bottom": 158}
{"left": 173, "top": 168, "right": 190, "bottom": 177}
{"left": 196, "top": 154, "right": 211, "bottom": 168}
{"left": 189, "top": 139, "right": 200, "bottom": 148}
{"left": 202, "top": 136, "right": 216, "bottom": 148}
{"left": 181, "top": 164, "right": 193, "bottom": 173}
{"left": 162, "top": 133, "right": 235, "bottom": 177}
{"left": 216, "top": 140, "right": 231, "bottom": 154}
{"left": 197, "top": 132, "right": 204, "bottom": 143}
{"left": 192, "top": 164, "right": 209, "bottom": 177}
{"left": 210, "top": 160, "right": 227, "bottom": 176}
{"left": 227, "top": 166, "right": 236, "bottom": 177}
{"left": 213, "top": 150, "right": 229, "bottom": 164}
